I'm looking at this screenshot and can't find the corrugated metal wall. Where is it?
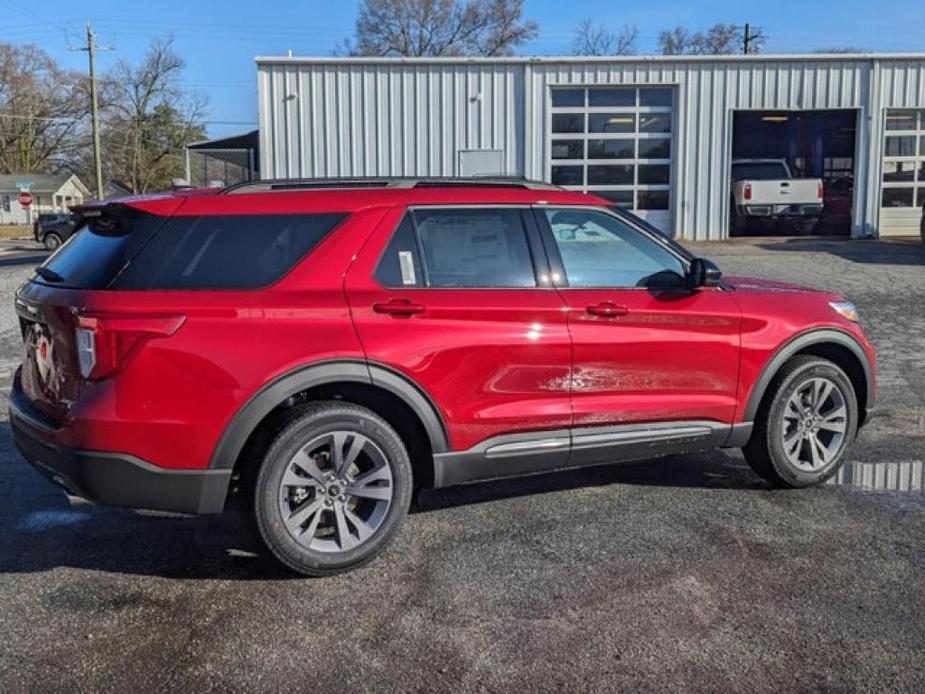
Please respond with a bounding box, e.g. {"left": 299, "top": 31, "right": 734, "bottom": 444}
{"left": 258, "top": 56, "right": 925, "bottom": 241}
{"left": 258, "top": 63, "right": 524, "bottom": 179}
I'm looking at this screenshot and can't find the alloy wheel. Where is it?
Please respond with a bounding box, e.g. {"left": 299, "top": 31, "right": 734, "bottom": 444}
{"left": 277, "top": 431, "right": 394, "bottom": 553}
{"left": 780, "top": 376, "right": 848, "bottom": 471}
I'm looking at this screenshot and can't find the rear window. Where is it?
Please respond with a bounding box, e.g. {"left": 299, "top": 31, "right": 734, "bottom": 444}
{"left": 731, "top": 162, "right": 789, "bottom": 181}
{"left": 36, "top": 210, "right": 346, "bottom": 290}
{"left": 38, "top": 210, "right": 164, "bottom": 289}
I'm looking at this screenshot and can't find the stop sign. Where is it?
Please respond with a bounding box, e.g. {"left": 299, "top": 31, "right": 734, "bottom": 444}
{"left": 18, "top": 191, "right": 32, "bottom": 207}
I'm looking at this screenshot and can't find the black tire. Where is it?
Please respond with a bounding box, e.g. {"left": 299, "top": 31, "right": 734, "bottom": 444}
{"left": 254, "top": 401, "right": 413, "bottom": 576}
{"left": 43, "top": 232, "right": 62, "bottom": 251}
{"left": 743, "top": 355, "right": 858, "bottom": 488}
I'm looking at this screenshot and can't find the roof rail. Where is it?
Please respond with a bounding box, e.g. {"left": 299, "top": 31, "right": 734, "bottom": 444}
{"left": 222, "top": 176, "right": 561, "bottom": 195}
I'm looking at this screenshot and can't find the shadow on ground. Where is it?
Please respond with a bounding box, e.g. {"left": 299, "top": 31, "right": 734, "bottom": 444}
{"left": 0, "top": 418, "right": 766, "bottom": 581}
{"left": 755, "top": 237, "right": 925, "bottom": 266}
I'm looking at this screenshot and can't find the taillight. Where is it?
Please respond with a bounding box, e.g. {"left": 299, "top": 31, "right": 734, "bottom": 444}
{"left": 75, "top": 314, "right": 186, "bottom": 380}
{"left": 818, "top": 181, "right": 825, "bottom": 199}
{"left": 75, "top": 327, "right": 97, "bottom": 379}
{"left": 743, "top": 183, "right": 752, "bottom": 201}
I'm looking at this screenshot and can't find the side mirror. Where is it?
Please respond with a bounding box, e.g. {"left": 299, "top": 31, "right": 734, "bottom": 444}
{"left": 686, "top": 257, "right": 723, "bottom": 289}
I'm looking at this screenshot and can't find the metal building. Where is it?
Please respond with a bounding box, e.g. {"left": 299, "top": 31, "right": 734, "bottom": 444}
{"left": 256, "top": 54, "right": 925, "bottom": 241}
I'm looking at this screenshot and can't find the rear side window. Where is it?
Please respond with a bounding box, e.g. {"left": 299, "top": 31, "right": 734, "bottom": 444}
{"left": 374, "top": 216, "right": 423, "bottom": 287}
{"left": 113, "top": 213, "right": 346, "bottom": 289}
{"left": 376, "top": 208, "right": 536, "bottom": 288}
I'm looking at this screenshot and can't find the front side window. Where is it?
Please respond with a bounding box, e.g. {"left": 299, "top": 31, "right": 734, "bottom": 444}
{"left": 375, "top": 208, "right": 537, "bottom": 288}
{"left": 542, "top": 208, "right": 685, "bottom": 288}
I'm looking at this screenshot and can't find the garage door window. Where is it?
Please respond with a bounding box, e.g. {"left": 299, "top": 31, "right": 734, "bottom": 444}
{"left": 548, "top": 86, "right": 673, "bottom": 213}
{"left": 882, "top": 109, "right": 925, "bottom": 208}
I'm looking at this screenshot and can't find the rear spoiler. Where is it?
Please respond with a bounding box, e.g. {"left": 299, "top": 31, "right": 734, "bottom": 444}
{"left": 69, "top": 203, "right": 139, "bottom": 236}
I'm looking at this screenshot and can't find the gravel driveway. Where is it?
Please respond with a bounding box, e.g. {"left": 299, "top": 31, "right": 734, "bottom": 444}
{"left": 1, "top": 238, "right": 923, "bottom": 692}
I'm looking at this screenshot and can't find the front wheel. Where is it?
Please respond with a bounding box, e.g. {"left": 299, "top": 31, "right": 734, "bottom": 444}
{"left": 743, "top": 355, "right": 858, "bottom": 487}
{"left": 254, "top": 402, "right": 413, "bottom": 576}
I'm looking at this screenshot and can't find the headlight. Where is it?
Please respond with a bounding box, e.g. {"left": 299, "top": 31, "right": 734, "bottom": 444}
{"left": 829, "top": 301, "right": 859, "bottom": 323}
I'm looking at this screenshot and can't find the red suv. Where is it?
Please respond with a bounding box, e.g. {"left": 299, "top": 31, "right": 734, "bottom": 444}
{"left": 11, "top": 179, "right": 876, "bottom": 576}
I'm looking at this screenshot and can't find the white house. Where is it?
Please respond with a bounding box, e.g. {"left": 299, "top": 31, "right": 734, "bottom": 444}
{"left": 0, "top": 174, "right": 91, "bottom": 225}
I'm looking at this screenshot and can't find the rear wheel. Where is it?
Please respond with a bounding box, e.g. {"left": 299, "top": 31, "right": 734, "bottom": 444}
{"left": 43, "top": 232, "right": 62, "bottom": 251}
{"left": 743, "top": 355, "right": 858, "bottom": 487}
{"left": 254, "top": 402, "right": 413, "bottom": 576}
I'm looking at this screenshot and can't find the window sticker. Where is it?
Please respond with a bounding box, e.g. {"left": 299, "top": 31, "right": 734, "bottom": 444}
{"left": 399, "top": 250, "right": 416, "bottom": 285}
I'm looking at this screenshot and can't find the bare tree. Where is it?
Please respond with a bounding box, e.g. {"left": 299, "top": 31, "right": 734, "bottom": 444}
{"left": 345, "top": 0, "right": 538, "bottom": 57}
{"left": 0, "top": 44, "right": 88, "bottom": 174}
{"left": 571, "top": 18, "right": 638, "bottom": 56}
{"left": 100, "top": 39, "right": 207, "bottom": 194}
{"left": 657, "top": 27, "right": 693, "bottom": 55}
{"left": 694, "top": 23, "right": 744, "bottom": 54}
{"left": 659, "top": 23, "right": 764, "bottom": 55}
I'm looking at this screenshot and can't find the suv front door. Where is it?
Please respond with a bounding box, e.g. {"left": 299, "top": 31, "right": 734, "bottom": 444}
{"left": 346, "top": 205, "right": 573, "bottom": 482}
{"left": 534, "top": 206, "right": 742, "bottom": 462}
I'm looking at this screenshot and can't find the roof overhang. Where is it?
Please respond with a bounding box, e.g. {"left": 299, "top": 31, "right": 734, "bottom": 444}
{"left": 187, "top": 130, "right": 258, "bottom": 151}
{"left": 257, "top": 52, "right": 925, "bottom": 67}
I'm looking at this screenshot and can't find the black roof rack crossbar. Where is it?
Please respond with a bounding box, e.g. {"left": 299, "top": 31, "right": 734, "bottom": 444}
{"left": 222, "top": 176, "right": 561, "bottom": 194}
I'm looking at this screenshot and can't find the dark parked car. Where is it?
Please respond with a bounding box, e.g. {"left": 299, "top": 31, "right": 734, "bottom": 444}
{"left": 12, "top": 178, "right": 876, "bottom": 576}
{"left": 33, "top": 213, "right": 78, "bottom": 250}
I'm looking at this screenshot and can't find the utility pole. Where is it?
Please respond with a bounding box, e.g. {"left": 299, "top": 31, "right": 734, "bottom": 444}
{"left": 74, "top": 23, "right": 111, "bottom": 200}
{"left": 743, "top": 23, "right": 764, "bottom": 55}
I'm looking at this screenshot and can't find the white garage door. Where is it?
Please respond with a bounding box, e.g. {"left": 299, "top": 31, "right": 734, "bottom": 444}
{"left": 548, "top": 86, "right": 674, "bottom": 234}
{"left": 880, "top": 109, "right": 925, "bottom": 237}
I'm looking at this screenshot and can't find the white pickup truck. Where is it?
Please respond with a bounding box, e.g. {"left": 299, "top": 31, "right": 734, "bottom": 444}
{"left": 731, "top": 158, "right": 824, "bottom": 233}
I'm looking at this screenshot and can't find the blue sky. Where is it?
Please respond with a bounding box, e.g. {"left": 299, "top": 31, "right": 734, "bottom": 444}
{"left": 6, "top": 0, "right": 924, "bottom": 138}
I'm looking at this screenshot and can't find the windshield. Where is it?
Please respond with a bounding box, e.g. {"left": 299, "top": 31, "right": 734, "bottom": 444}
{"left": 731, "top": 162, "right": 789, "bottom": 181}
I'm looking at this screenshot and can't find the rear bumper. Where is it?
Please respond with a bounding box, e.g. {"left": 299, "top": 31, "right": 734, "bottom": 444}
{"left": 10, "top": 403, "right": 231, "bottom": 515}
{"left": 738, "top": 203, "right": 823, "bottom": 218}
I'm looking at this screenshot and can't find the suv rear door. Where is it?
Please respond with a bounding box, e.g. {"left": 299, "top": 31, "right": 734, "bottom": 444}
{"left": 345, "top": 205, "right": 573, "bottom": 471}
{"left": 533, "top": 206, "right": 742, "bottom": 463}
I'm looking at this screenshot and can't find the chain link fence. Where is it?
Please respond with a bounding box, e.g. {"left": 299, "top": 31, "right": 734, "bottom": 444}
{"left": 186, "top": 148, "right": 255, "bottom": 187}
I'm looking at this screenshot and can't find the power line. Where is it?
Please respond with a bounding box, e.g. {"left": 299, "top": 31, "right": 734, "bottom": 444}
{"left": 0, "top": 113, "right": 83, "bottom": 123}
